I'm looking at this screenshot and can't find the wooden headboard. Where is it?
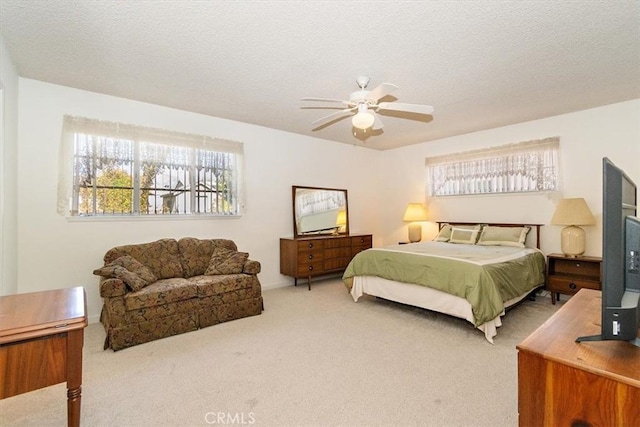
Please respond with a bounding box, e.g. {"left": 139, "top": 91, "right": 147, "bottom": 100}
{"left": 436, "top": 222, "right": 543, "bottom": 249}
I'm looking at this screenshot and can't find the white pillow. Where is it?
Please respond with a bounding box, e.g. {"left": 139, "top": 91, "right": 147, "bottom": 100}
{"left": 433, "top": 224, "right": 452, "bottom": 242}
{"left": 477, "top": 226, "right": 530, "bottom": 247}
{"left": 449, "top": 225, "right": 482, "bottom": 244}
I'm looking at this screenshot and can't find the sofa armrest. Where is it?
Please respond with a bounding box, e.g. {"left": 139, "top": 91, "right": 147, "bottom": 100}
{"left": 243, "top": 259, "right": 261, "bottom": 275}
{"left": 100, "top": 278, "right": 128, "bottom": 297}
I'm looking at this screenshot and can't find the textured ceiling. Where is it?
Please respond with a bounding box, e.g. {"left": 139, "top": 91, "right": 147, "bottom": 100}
{"left": 1, "top": 1, "right": 639, "bottom": 150}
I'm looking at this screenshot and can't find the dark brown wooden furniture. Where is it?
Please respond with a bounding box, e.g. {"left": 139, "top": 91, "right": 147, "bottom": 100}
{"left": 517, "top": 289, "right": 640, "bottom": 426}
{"left": 280, "top": 234, "right": 372, "bottom": 290}
{"left": 0, "top": 287, "right": 88, "bottom": 427}
{"left": 546, "top": 253, "right": 601, "bottom": 304}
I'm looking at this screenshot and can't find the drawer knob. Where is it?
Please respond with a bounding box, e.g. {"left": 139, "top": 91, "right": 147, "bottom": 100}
{"left": 575, "top": 263, "right": 581, "bottom": 268}
{"left": 308, "top": 243, "right": 314, "bottom": 248}
{"left": 308, "top": 265, "right": 313, "bottom": 271}
{"left": 569, "top": 282, "right": 577, "bottom": 290}
{"left": 308, "top": 254, "right": 313, "bottom": 260}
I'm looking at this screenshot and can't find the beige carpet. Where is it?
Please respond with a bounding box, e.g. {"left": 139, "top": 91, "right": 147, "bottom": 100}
{"left": 0, "top": 279, "right": 561, "bottom": 427}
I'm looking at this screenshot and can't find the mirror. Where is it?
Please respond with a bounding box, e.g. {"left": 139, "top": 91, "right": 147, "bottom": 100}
{"left": 292, "top": 185, "right": 349, "bottom": 238}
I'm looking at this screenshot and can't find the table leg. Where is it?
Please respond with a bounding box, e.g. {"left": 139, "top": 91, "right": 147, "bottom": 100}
{"left": 66, "top": 329, "right": 84, "bottom": 427}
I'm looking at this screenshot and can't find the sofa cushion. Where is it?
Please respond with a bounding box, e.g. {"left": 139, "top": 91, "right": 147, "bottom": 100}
{"left": 204, "top": 247, "right": 248, "bottom": 275}
{"left": 108, "top": 255, "right": 157, "bottom": 282}
{"left": 177, "top": 237, "right": 238, "bottom": 277}
{"left": 94, "top": 256, "right": 158, "bottom": 291}
{"left": 124, "top": 278, "right": 198, "bottom": 311}
{"left": 93, "top": 265, "right": 150, "bottom": 292}
{"left": 104, "top": 239, "right": 184, "bottom": 279}
{"left": 188, "top": 274, "right": 257, "bottom": 297}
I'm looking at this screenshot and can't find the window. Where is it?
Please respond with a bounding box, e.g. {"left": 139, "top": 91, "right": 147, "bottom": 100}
{"left": 58, "top": 116, "right": 244, "bottom": 217}
{"left": 426, "top": 137, "right": 559, "bottom": 197}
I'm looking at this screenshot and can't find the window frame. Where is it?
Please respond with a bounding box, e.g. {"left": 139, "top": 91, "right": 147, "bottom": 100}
{"left": 58, "top": 115, "right": 245, "bottom": 218}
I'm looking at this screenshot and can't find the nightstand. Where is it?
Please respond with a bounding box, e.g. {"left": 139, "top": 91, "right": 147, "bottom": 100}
{"left": 546, "top": 253, "right": 602, "bottom": 304}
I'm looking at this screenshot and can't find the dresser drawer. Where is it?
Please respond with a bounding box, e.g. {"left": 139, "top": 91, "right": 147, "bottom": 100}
{"left": 551, "top": 258, "right": 600, "bottom": 277}
{"left": 297, "top": 240, "right": 324, "bottom": 251}
{"left": 297, "top": 261, "right": 324, "bottom": 277}
{"left": 324, "top": 247, "right": 351, "bottom": 259}
{"left": 351, "top": 235, "right": 372, "bottom": 255}
{"left": 547, "top": 276, "right": 600, "bottom": 295}
{"left": 323, "top": 237, "right": 351, "bottom": 249}
{"left": 324, "top": 257, "right": 351, "bottom": 271}
{"left": 351, "top": 235, "right": 372, "bottom": 246}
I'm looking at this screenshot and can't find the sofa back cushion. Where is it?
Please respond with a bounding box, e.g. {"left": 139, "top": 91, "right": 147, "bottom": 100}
{"left": 178, "top": 237, "right": 238, "bottom": 278}
{"left": 104, "top": 238, "right": 184, "bottom": 279}
{"left": 204, "top": 247, "right": 249, "bottom": 275}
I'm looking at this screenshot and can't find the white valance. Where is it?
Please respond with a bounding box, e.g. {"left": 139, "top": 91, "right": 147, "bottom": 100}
{"left": 425, "top": 137, "right": 560, "bottom": 196}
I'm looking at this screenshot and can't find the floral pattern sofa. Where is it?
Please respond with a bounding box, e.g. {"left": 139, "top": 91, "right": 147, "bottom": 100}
{"left": 94, "top": 237, "right": 263, "bottom": 351}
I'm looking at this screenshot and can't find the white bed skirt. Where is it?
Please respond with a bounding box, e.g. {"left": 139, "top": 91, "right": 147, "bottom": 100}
{"left": 350, "top": 276, "right": 528, "bottom": 343}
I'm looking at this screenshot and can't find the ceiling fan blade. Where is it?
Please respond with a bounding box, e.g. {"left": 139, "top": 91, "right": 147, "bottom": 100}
{"left": 301, "top": 97, "right": 349, "bottom": 105}
{"left": 378, "top": 102, "right": 434, "bottom": 115}
{"left": 366, "top": 83, "right": 399, "bottom": 101}
{"left": 311, "top": 108, "right": 355, "bottom": 126}
{"left": 371, "top": 110, "right": 384, "bottom": 130}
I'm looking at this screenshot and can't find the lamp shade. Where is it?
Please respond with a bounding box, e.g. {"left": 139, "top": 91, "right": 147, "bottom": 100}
{"left": 403, "top": 203, "right": 428, "bottom": 222}
{"left": 550, "top": 198, "right": 595, "bottom": 226}
{"left": 352, "top": 111, "right": 375, "bottom": 130}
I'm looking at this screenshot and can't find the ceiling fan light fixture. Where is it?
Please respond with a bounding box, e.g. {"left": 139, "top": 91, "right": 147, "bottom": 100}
{"left": 352, "top": 104, "right": 375, "bottom": 130}
{"left": 352, "top": 111, "right": 374, "bottom": 130}
{"left": 303, "top": 76, "right": 433, "bottom": 134}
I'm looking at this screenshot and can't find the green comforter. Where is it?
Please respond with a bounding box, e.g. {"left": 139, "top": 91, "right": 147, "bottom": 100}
{"left": 343, "top": 242, "right": 545, "bottom": 326}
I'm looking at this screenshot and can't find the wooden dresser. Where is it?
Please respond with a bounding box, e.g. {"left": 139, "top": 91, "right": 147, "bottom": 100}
{"left": 280, "top": 234, "right": 372, "bottom": 290}
{"left": 517, "top": 289, "right": 640, "bottom": 426}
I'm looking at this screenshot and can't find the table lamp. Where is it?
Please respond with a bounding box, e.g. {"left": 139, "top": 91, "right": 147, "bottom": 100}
{"left": 403, "top": 203, "right": 428, "bottom": 243}
{"left": 550, "top": 198, "right": 595, "bottom": 257}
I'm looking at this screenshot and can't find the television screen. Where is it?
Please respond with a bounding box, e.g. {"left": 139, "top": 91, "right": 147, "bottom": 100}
{"left": 576, "top": 158, "right": 639, "bottom": 346}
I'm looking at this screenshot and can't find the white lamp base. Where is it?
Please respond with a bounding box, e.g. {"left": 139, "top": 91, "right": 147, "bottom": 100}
{"left": 561, "top": 225, "right": 586, "bottom": 258}
{"left": 408, "top": 223, "right": 422, "bottom": 243}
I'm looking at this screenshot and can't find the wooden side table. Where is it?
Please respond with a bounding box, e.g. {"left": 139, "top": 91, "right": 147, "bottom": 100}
{"left": 546, "top": 253, "right": 601, "bottom": 304}
{"left": 0, "top": 287, "right": 88, "bottom": 427}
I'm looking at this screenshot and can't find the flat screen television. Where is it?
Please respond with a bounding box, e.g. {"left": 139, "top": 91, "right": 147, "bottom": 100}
{"left": 576, "top": 158, "right": 640, "bottom": 347}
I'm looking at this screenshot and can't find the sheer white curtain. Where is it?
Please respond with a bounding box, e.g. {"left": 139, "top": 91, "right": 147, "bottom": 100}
{"left": 57, "top": 115, "right": 245, "bottom": 215}
{"left": 426, "top": 137, "right": 559, "bottom": 197}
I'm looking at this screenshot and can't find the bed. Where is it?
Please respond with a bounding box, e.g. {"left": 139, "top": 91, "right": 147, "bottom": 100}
{"left": 343, "top": 222, "right": 546, "bottom": 343}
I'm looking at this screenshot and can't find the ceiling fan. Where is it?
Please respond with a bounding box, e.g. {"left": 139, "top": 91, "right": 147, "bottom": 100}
{"left": 301, "top": 76, "right": 434, "bottom": 131}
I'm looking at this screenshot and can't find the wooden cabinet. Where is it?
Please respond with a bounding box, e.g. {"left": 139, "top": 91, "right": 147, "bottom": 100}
{"left": 280, "top": 234, "right": 372, "bottom": 290}
{"left": 546, "top": 253, "right": 601, "bottom": 304}
{"left": 517, "top": 289, "right": 640, "bottom": 427}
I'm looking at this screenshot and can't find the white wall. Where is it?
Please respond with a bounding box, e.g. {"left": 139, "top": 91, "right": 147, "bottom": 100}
{"left": 0, "top": 34, "right": 19, "bottom": 296}
{"left": 379, "top": 99, "right": 640, "bottom": 256}
{"left": 12, "top": 75, "right": 640, "bottom": 324}
{"left": 16, "top": 79, "right": 384, "bottom": 322}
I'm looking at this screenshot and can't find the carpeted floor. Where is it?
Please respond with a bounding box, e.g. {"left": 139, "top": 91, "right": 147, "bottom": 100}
{"left": 0, "top": 279, "right": 561, "bottom": 426}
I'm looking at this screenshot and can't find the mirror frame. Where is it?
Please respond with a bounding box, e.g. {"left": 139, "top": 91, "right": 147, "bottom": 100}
{"left": 292, "top": 185, "right": 349, "bottom": 238}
